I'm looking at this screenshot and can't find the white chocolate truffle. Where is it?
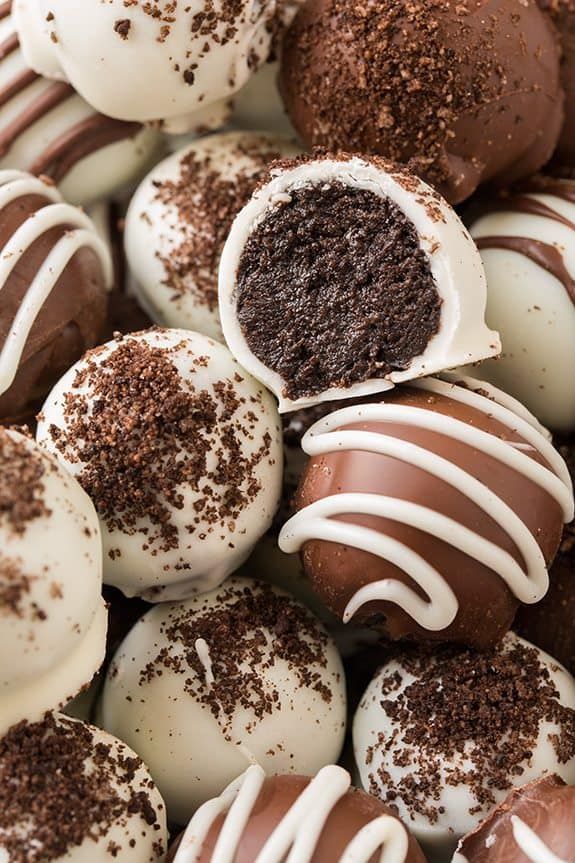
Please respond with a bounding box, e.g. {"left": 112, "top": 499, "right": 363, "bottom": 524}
{"left": 469, "top": 180, "right": 575, "bottom": 433}
{"left": 0, "top": 428, "right": 106, "bottom": 737}
{"left": 98, "top": 576, "right": 347, "bottom": 825}
{"left": 125, "top": 131, "right": 300, "bottom": 341}
{"left": 0, "top": 712, "right": 168, "bottom": 862}
{"left": 0, "top": 6, "right": 161, "bottom": 205}
{"left": 218, "top": 154, "right": 500, "bottom": 412}
{"left": 36, "top": 328, "right": 283, "bottom": 602}
{"left": 14, "top": 0, "right": 289, "bottom": 132}
{"left": 353, "top": 633, "right": 575, "bottom": 860}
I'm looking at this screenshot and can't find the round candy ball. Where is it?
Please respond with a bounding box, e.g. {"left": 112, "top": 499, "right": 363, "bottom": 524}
{"left": 98, "top": 577, "right": 347, "bottom": 825}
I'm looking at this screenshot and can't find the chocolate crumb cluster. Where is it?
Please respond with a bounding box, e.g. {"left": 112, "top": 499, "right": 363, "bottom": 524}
{"left": 0, "top": 430, "right": 50, "bottom": 535}
{"left": 0, "top": 714, "right": 165, "bottom": 863}
{"left": 365, "top": 640, "right": 575, "bottom": 823}
{"left": 137, "top": 582, "right": 334, "bottom": 733}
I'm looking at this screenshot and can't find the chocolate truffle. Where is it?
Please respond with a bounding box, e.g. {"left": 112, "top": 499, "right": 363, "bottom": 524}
{"left": 219, "top": 154, "right": 500, "bottom": 412}
{"left": 279, "top": 0, "right": 564, "bottom": 204}
{"left": 454, "top": 775, "right": 575, "bottom": 862}
{"left": 0, "top": 427, "right": 107, "bottom": 736}
{"left": 14, "top": 0, "right": 297, "bottom": 133}
{"left": 98, "top": 577, "right": 347, "bottom": 824}
{"left": 538, "top": 1, "right": 575, "bottom": 169}
{"left": 124, "top": 131, "right": 300, "bottom": 341}
{"left": 353, "top": 633, "right": 575, "bottom": 859}
{"left": 469, "top": 179, "right": 575, "bottom": 432}
{"left": 36, "top": 328, "right": 283, "bottom": 602}
{"left": 0, "top": 170, "right": 112, "bottom": 424}
{"left": 167, "top": 764, "right": 427, "bottom": 863}
{"left": 279, "top": 374, "right": 574, "bottom": 648}
{"left": 0, "top": 712, "right": 167, "bottom": 862}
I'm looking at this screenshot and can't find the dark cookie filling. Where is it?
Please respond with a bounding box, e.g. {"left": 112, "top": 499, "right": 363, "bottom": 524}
{"left": 236, "top": 182, "right": 442, "bottom": 401}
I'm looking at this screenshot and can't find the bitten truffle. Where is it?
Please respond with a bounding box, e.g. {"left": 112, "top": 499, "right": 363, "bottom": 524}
{"left": 0, "top": 712, "right": 168, "bottom": 862}
{"left": 0, "top": 428, "right": 107, "bottom": 736}
{"left": 279, "top": 0, "right": 564, "bottom": 204}
{"left": 353, "top": 633, "right": 575, "bottom": 859}
{"left": 455, "top": 775, "right": 575, "bottom": 862}
{"left": 167, "top": 764, "right": 427, "bottom": 863}
{"left": 98, "top": 577, "right": 347, "bottom": 824}
{"left": 0, "top": 170, "right": 112, "bottom": 424}
{"left": 219, "top": 154, "right": 500, "bottom": 412}
{"left": 280, "top": 375, "right": 574, "bottom": 648}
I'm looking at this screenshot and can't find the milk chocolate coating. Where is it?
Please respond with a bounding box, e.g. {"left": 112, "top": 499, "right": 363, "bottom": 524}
{"left": 279, "top": 0, "right": 564, "bottom": 204}
{"left": 167, "top": 775, "right": 427, "bottom": 863}
{"left": 457, "top": 775, "right": 575, "bottom": 861}
{"left": 538, "top": 1, "right": 575, "bottom": 168}
{"left": 0, "top": 193, "right": 108, "bottom": 421}
{"left": 294, "top": 388, "right": 564, "bottom": 649}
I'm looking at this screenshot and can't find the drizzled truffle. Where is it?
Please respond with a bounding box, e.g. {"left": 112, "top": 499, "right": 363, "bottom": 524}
{"left": 167, "top": 764, "right": 427, "bottom": 863}
{"left": 219, "top": 154, "right": 499, "bottom": 412}
{"left": 353, "top": 633, "right": 575, "bottom": 859}
{"left": 454, "top": 775, "right": 575, "bottom": 862}
{"left": 0, "top": 170, "right": 112, "bottom": 424}
{"left": 14, "top": 0, "right": 297, "bottom": 132}
{"left": 0, "top": 712, "right": 167, "bottom": 862}
{"left": 0, "top": 3, "right": 161, "bottom": 205}
{"left": 36, "top": 328, "right": 283, "bottom": 601}
{"left": 98, "top": 577, "right": 347, "bottom": 824}
{"left": 469, "top": 178, "right": 575, "bottom": 432}
{"left": 125, "top": 131, "right": 300, "bottom": 341}
{"left": 280, "top": 375, "right": 574, "bottom": 648}
{"left": 279, "top": 0, "right": 564, "bottom": 204}
{"left": 0, "top": 428, "right": 106, "bottom": 736}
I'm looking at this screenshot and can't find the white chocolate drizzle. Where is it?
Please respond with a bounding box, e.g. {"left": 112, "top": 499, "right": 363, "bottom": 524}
{"left": 173, "top": 764, "right": 409, "bottom": 863}
{"left": 0, "top": 170, "right": 112, "bottom": 395}
{"left": 510, "top": 816, "right": 568, "bottom": 863}
{"left": 279, "top": 375, "right": 574, "bottom": 630}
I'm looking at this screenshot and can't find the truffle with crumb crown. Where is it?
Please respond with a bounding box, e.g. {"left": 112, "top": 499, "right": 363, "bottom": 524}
{"left": 0, "top": 427, "right": 106, "bottom": 736}
{"left": 36, "top": 328, "right": 283, "bottom": 601}
{"left": 279, "top": 0, "right": 563, "bottom": 204}
{"left": 98, "top": 576, "right": 347, "bottom": 825}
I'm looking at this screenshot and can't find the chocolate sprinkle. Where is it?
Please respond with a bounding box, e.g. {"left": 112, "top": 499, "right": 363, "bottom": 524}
{"left": 0, "top": 430, "right": 50, "bottom": 535}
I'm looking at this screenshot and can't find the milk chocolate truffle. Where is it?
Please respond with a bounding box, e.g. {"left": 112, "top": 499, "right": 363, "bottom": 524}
{"left": 167, "top": 764, "right": 427, "bottom": 863}
{"left": 0, "top": 4, "right": 161, "bottom": 205}
{"left": 98, "top": 577, "right": 347, "bottom": 825}
{"left": 279, "top": 0, "right": 564, "bottom": 204}
{"left": 469, "top": 178, "right": 575, "bottom": 432}
{"left": 538, "top": 1, "right": 575, "bottom": 169}
{"left": 219, "top": 154, "right": 500, "bottom": 412}
{"left": 0, "top": 170, "right": 112, "bottom": 425}
{"left": 353, "top": 633, "right": 575, "bottom": 859}
{"left": 0, "top": 712, "right": 167, "bottom": 862}
{"left": 14, "top": 0, "right": 298, "bottom": 133}
{"left": 36, "top": 328, "right": 283, "bottom": 601}
{"left": 279, "top": 375, "right": 574, "bottom": 648}
{"left": 125, "top": 131, "right": 300, "bottom": 341}
{"left": 454, "top": 775, "right": 575, "bottom": 862}
{"left": 0, "top": 428, "right": 107, "bottom": 737}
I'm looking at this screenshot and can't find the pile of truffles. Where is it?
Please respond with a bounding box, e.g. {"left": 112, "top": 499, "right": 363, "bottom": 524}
{"left": 1, "top": 1, "right": 575, "bottom": 861}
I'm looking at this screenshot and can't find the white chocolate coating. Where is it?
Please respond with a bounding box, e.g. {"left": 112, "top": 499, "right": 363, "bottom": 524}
{"left": 469, "top": 184, "right": 575, "bottom": 432}
{"left": 98, "top": 577, "right": 347, "bottom": 825}
{"left": 0, "top": 429, "right": 106, "bottom": 736}
{"left": 279, "top": 374, "right": 573, "bottom": 631}
{"left": 36, "top": 328, "right": 283, "bottom": 601}
{"left": 0, "top": 171, "right": 113, "bottom": 400}
{"left": 174, "top": 764, "right": 409, "bottom": 863}
{"left": 14, "top": 0, "right": 287, "bottom": 131}
{"left": 0, "top": 8, "right": 161, "bottom": 205}
{"left": 218, "top": 156, "right": 500, "bottom": 412}
{"left": 125, "top": 131, "right": 300, "bottom": 341}
{"left": 510, "top": 817, "right": 568, "bottom": 863}
{"left": 353, "top": 633, "right": 575, "bottom": 860}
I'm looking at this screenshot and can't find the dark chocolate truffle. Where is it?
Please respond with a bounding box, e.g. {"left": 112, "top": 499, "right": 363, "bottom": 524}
{"left": 280, "top": 375, "right": 574, "bottom": 648}
{"left": 279, "top": 0, "right": 564, "bottom": 203}
{"left": 0, "top": 171, "right": 112, "bottom": 424}
{"left": 167, "top": 764, "right": 427, "bottom": 863}
{"left": 455, "top": 775, "right": 575, "bottom": 862}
